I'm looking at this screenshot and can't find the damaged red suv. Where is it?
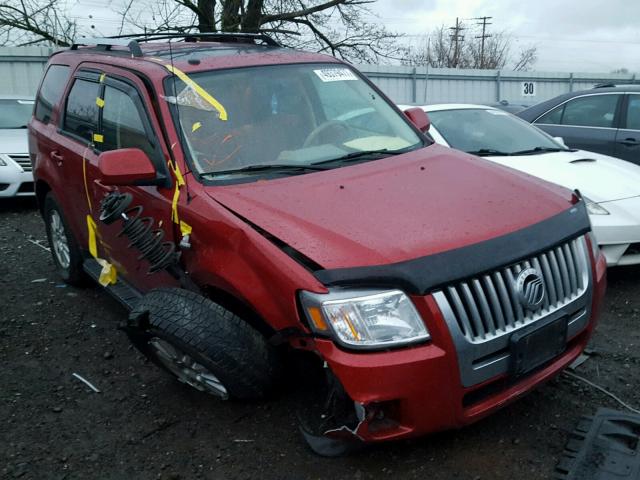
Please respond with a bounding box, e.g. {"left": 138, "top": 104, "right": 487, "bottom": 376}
{"left": 29, "top": 33, "right": 606, "bottom": 454}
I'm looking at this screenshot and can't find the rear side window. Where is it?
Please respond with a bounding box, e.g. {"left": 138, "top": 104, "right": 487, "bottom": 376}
{"left": 536, "top": 105, "right": 563, "bottom": 125}
{"left": 63, "top": 79, "right": 100, "bottom": 142}
{"left": 34, "top": 64, "right": 70, "bottom": 124}
{"left": 626, "top": 95, "right": 640, "bottom": 130}
{"left": 101, "top": 86, "right": 155, "bottom": 157}
{"left": 561, "top": 94, "right": 619, "bottom": 128}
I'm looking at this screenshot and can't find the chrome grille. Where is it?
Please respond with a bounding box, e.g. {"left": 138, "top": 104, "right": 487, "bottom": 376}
{"left": 441, "top": 236, "right": 588, "bottom": 344}
{"left": 10, "top": 155, "right": 32, "bottom": 172}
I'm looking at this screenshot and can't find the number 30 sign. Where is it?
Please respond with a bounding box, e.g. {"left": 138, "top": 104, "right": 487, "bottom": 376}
{"left": 522, "top": 82, "right": 536, "bottom": 96}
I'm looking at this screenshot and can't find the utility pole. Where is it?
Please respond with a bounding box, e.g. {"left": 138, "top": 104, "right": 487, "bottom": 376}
{"left": 472, "top": 16, "right": 492, "bottom": 68}
{"left": 449, "top": 17, "right": 465, "bottom": 68}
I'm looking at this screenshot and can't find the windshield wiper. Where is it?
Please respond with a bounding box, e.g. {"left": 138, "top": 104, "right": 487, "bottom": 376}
{"left": 203, "top": 163, "right": 329, "bottom": 177}
{"left": 312, "top": 148, "right": 403, "bottom": 166}
{"left": 466, "top": 148, "right": 512, "bottom": 157}
{"left": 510, "top": 146, "right": 567, "bottom": 155}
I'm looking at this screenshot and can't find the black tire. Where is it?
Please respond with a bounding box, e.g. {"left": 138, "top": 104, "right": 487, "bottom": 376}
{"left": 43, "top": 192, "right": 86, "bottom": 286}
{"left": 128, "top": 288, "right": 282, "bottom": 400}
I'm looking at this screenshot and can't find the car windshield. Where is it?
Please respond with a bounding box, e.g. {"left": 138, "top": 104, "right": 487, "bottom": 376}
{"left": 164, "top": 63, "right": 424, "bottom": 178}
{"left": 0, "top": 99, "right": 34, "bottom": 129}
{"left": 429, "top": 108, "right": 565, "bottom": 155}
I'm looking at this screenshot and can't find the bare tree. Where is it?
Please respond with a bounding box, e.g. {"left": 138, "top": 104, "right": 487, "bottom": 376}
{"left": 513, "top": 45, "right": 537, "bottom": 71}
{"left": 403, "top": 21, "right": 537, "bottom": 71}
{"left": 0, "top": 0, "right": 403, "bottom": 63}
{"left": 0, "top": 0, "right": 77, "bottom": 46}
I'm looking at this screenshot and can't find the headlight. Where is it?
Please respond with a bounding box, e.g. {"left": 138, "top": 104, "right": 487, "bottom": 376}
{"left": 583, "top": 196, "right": 609, "bottom": 215}
{"left": 300, "top": 289, "right": 430, "bottom": 349}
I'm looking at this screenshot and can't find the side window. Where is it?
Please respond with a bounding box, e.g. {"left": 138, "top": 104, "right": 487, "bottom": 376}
{"left": 101, "top": 86, "right": 155, "bottom": 158}
{"left": 63, "top": 79, "right": 100, "bottom": 142}
{"left": 535, "top": 105, "right": 563, "bottom": 125}
{"left": 34, "top": 64, "right": 71, "bottom": 124}
{"left": 626, "top": 95, "right": 640, "bottom": 131}
{"left": 561, "top": 94, "right": 619, "bottom": 128}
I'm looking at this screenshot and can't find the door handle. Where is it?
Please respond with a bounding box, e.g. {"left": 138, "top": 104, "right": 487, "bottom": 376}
{"left": 94, "top": 179, "right": 116, "bottom": 194}
{"left": 50, "top": 150, "right": 64, "bottom": 165}
{"left": 619, "top": 138, "right": 640, "bottom": 146}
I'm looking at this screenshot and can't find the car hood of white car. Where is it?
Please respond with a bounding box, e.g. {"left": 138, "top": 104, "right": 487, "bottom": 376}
{"left": 483, "top": 149, "right": 640, "bottom": 204}
{"left": 0, "top": 129, "right": 28, "bottom": 155}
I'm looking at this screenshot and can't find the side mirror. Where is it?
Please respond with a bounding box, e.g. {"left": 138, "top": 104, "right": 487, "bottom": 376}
{"left": 403, "top": 107, "right": 431, "bottom": 132}
{"left": 553, "top": 136, "right": 567, "bottom": 148}
{"left": 97, "top": 148, "right": 157, "bottom": 186}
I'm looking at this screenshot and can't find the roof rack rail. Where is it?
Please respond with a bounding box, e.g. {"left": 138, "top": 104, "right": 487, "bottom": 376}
{"left": 70, "top": 37, "right": 144, "bottom": 57}
{"left": 69, "top": 32, "right": 280, "bottom": 57}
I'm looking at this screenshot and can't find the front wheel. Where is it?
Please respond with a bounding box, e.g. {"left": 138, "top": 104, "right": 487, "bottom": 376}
{"left": 128, "top": 288, "right": 282, "bottom": 400}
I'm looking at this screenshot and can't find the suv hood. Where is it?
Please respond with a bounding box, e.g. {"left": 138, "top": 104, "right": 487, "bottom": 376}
{"left": 484, "top": 149, "right": 640, "bottom": 203}
{"left": 0, "top": 129, "right": 28, "bottom": 154}
{"left": 206, "top": 144, "right": 574, "bottom": 270}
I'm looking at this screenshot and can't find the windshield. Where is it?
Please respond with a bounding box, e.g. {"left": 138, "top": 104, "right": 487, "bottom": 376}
{"left": 429, "top": 108, "right": 564, "bottom": 155}
{"left": 164, "top": 63, "right": 423, "bottom": 178}
{"left": 0, "top": 99, "right": 34, "bottom": 129}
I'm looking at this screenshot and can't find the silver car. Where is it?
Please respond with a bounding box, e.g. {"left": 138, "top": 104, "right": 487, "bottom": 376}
{"left": 0, "top": 95, "right": 34, "bottom": 197}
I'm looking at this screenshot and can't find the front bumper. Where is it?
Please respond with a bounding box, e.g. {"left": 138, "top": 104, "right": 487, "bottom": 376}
{"left": 591, "top": 197, "right": 640, "bottom": 266}
{"left": 0, "top": 163, "right": 34, "bottom": 197}
{"left": 314, "top": 249, "right": 607, "bottom": 443}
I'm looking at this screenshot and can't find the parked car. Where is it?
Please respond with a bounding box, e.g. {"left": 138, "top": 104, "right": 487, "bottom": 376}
{"left": 405, "top": 103, "right": 640, "bottom": 267}
{"left": 30, "top": 34, "right": 606, "bottom": 454}
{"left": 0, "top": 95, "right": 35, "bottom": 197}
{"left": 517, "top": 85, "right": 640, "bottom": 165}
{"left": 491, "top": 100, "right": 528, "bottom": 114}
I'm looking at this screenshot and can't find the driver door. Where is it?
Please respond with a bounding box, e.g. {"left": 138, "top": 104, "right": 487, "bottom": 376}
{"left": 85, "top": 67, "right": 178, "bottom": 292}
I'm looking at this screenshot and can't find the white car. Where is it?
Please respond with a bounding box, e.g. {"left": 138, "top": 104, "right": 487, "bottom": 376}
{"left": 400, "top": 103, "right": 640, "bottom": 267}
{"left": 0, "top": 95, "right": 34, "bottom": 197}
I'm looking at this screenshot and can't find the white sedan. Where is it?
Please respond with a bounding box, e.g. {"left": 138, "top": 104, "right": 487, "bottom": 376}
{"left": 401, "top": 103, "right": 640, "bottom": 267}
{"left": 0, "top": 95, "right": 34, "bottom": 197}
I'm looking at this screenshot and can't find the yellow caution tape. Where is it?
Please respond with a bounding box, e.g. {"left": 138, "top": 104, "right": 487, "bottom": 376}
{"left": 169, "top": 160, "right": 186, "bottom": 224}
{"left": 179, "top": 220, "right": 192, "bottom": 237}
{"left": 99, "top": 73, "right": 106, "bottom": 83}
{"left": 81, "top": 147, "right": 92, "bottom": 212}
{"left": 192, "top": 121, "right": 202, "bottom": 132}
{"left": 96, "top": 97, "right": 105, "bottom": 108}
{"left": 96, "top": 258, "right": 117, "bottom": 286}
{"left": 87, "top": 215, "right": 98, "bottom": 258}
{"left": 93, "top": 133, "right": 104, "bottom": 143}
{"left": 164, "top": 64, "right": 228, "bottom": 121}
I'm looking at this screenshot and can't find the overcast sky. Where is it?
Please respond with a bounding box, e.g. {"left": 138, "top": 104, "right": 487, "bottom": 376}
{"left": 68, "top": 0, "right": 640, "bottom": 73}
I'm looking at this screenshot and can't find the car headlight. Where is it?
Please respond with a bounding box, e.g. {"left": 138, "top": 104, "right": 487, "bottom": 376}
{"left": 300, "top": 289, "right": 430, "bottom": 350}
{"left": 583, "top": 196, "right": 609, "bottom": 215}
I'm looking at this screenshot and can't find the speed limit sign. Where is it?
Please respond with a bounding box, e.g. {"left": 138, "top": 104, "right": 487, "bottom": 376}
{"left": 522, "top": 81, "right": 536, "bottom": 96}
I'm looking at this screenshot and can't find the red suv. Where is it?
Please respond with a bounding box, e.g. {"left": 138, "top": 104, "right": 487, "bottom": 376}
{"left": 29, "top": 33, "right": 606, "bottom": 454}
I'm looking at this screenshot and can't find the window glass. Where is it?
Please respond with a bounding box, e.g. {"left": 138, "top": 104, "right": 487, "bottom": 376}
{"left": 561, "top": 94, "right": 619, "bottom": 128}
{"left": 429, "top": 108, "right": 561, "bottom": 154}
{"left": 101, "top": 86, "right": 155, "bottom": 157}
{"left": 626, "top": 95, "right": 640, "bottom": 130}
{"left": 166, "top": 63, "right": 422, "bottom": 177}
{"left": 0, "top": 99, "right": 34, "bottom": 129}
{"left": 535, "top": 105, "right": 563, "bottom": 125}
{"left": 63, "top": 79, "right": 100, "bottom": 142}
{"left": 34, "top": 65, "right": 70, "bottom": 124}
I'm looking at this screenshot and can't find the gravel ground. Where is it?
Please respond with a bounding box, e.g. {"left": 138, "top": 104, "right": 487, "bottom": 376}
{"left": 1, "top": 197, "right": 639, "bottom": 480}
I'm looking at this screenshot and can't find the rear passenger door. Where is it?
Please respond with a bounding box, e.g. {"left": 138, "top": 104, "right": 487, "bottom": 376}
{"left": 614, "top": 94, "right": 640, "bottom": 165}
{"left": 534, "top": 93, "right": 622, "bottom": 155}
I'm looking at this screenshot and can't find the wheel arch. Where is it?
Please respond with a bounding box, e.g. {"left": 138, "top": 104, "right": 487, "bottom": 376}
{"left": 35, "top": 179, "right": 51, "bottom": 215}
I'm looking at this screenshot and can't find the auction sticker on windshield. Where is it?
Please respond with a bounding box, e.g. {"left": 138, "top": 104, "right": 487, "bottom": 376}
{"left": 314, "top": 68, "right": 358, "bottom": 82}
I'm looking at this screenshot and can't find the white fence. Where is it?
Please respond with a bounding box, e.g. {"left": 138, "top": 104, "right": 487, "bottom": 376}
{"left": 1, "top": 47, "right": 638, "bottom": 106}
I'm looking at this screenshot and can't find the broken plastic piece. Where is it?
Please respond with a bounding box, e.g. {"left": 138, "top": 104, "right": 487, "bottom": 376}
{"left": 555, "top": 408, "right": 640, "bottom": 479}
{"left": 72, "top": 372, "right": 101, "bottom": 393}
